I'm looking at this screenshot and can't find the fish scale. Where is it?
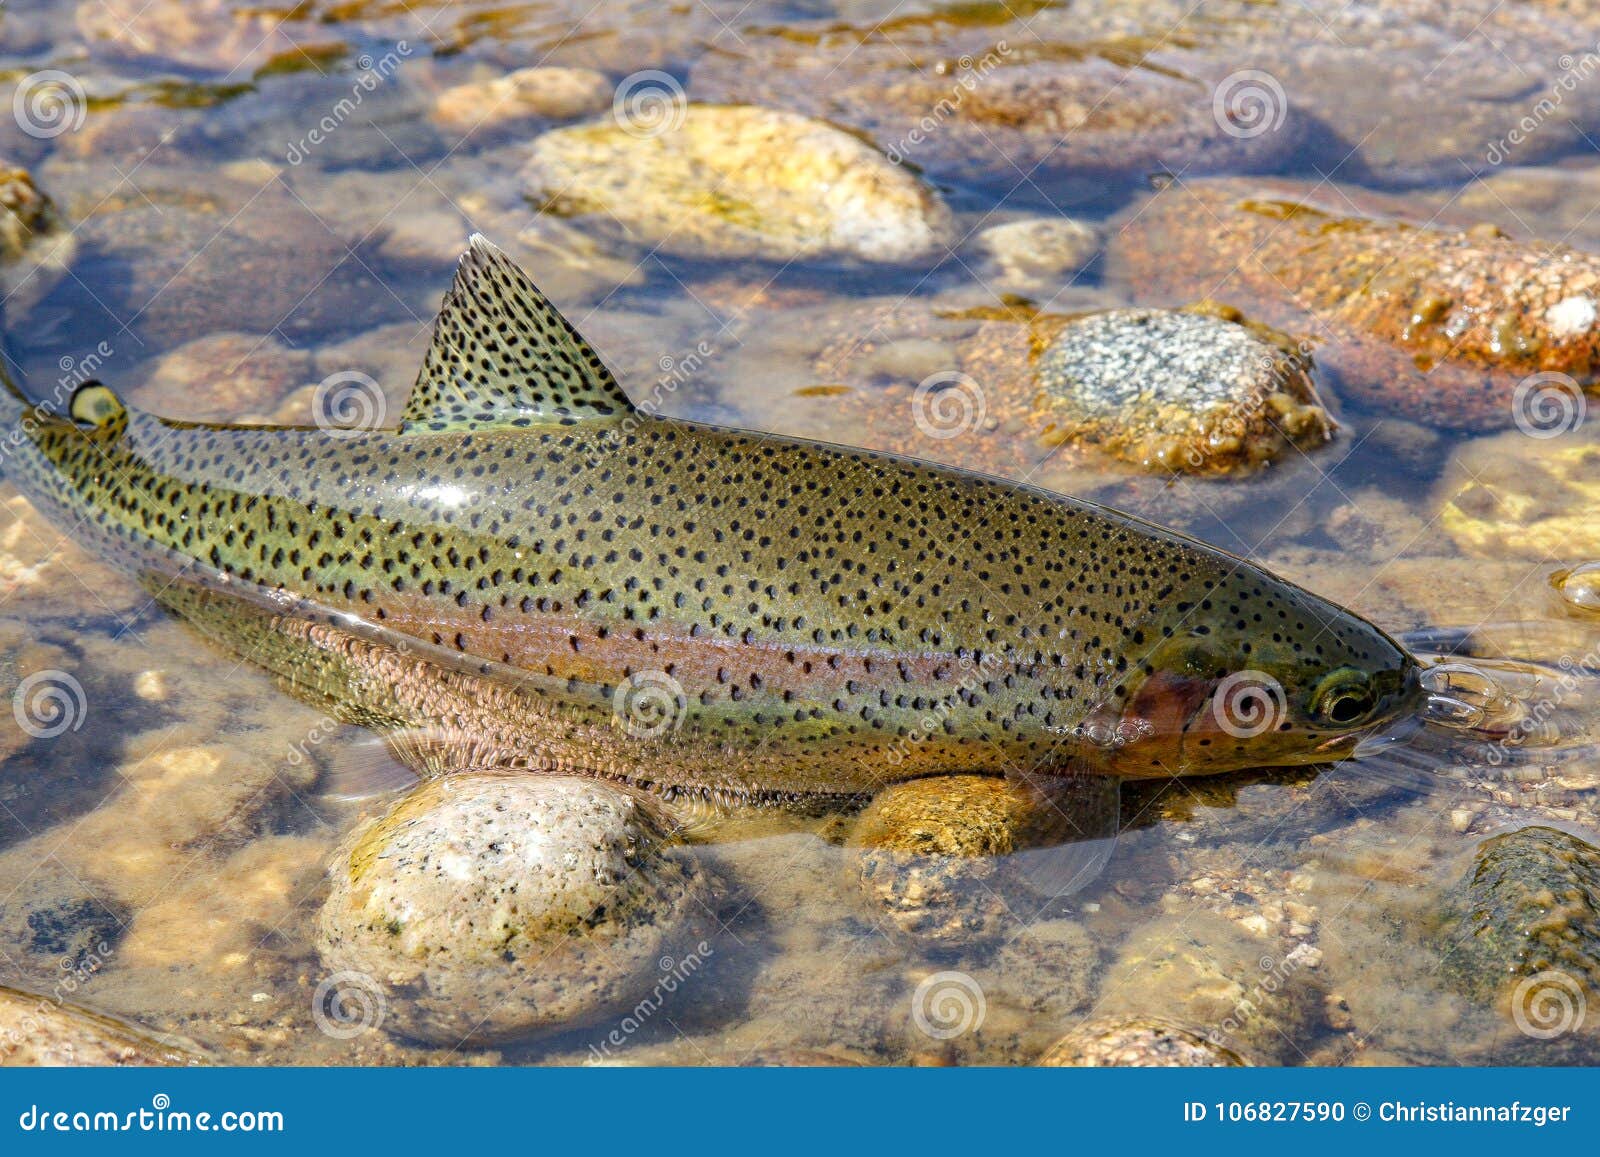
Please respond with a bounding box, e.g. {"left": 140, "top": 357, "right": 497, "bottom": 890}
{"left": 0, "top": 237, "right": 1419, "bottom": 802}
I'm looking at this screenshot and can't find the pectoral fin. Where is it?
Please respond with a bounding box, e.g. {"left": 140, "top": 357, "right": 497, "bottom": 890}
{"left": 1006, "top": 771, "right": 1120, "bottom": 900}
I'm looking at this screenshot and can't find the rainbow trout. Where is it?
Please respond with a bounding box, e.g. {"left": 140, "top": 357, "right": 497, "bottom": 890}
{"left": 0, "top": 239, "right": 1419, "bottom": 811}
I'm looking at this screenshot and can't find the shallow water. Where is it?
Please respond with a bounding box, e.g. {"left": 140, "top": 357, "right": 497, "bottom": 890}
{"left": 0, "top": 0, "right": 1599, "bottom": 1065}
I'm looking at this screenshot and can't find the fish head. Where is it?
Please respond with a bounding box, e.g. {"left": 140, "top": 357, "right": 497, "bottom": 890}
{"left": 1094, "top": 566, "right": 1422, "bottom": 778}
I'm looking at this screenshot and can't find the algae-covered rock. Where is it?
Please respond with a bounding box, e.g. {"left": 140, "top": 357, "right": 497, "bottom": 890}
{"left": 1038, "top": 1016, "right": 1248, "bottom": 1067}
{"left": 317, "top": 773, "right": 710, "bottom": 1045}
{"left": 1112, "top": 178, "right": 1600, "bottom": 430}
{"left": 1033, "top": 306, "right": 1333, "bottom": 473}
{"left": 0, "top": 985, "right": 205, "bottom": 1066}
{"left": 522, "top": 105, "right": 954, "bottom": 263}
{"left": 1438, "top": 826, "right": 1600, "bottom": 1008}
{"left": 848, "top": 775, "right": 1034, "bottom": 945}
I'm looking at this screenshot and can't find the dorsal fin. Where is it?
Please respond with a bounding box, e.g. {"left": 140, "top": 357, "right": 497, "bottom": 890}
{"left": 400, "top": 235, "right": 635, "bottom": 432}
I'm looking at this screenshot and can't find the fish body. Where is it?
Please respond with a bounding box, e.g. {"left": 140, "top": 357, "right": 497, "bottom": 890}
{"left": 0, "top": 239, "right": 1419, "bottom": 802}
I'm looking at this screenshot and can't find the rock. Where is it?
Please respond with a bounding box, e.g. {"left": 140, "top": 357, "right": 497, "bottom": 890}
{"left": 974, "top": 218, "right": 1100, "bottom": 290}
{"left": 1439, "top": 428, "right": 1600, "bottom": 560}
{"left": 1437, "top": 826, "right": 1600, "bottom": 1010}
{"left": 432, "top": 67, "right": 613, "bottom": 131}
{"left": 0, "top": 163, "right": 61, "bottom": 265}
{"left": 1112, "top": 178, "right": 1600, "bottom": 431}
{"left": 127, "top": 333, "right": 315, "bottom": 423}
{"left": 521, "top": 105, "right": 955, "bottom": 263}
{"left": 316, "top": 773, "right": 710, "bottom": 1045}
{"left": 0, "top": 985, "right": 205, "bottom": 1066}
{"left": 1032, "top": 307, "right": 1333, "bottom": 473}
{"left": 696, "top": 1, "right": 1600, "bottom": 187}
{"left": 848, "top": 775, "right": 1034, "bottom": 945}
{"left": 76, "top": 0, "right": 341, "bottom": 76}
{"left": 780, "top": 298, "right": 1328, "bottom": 480}
{"left": 691, "top": 12, "right": 1305, "bottom": 188}
{"left": 53, "top": 172, "right": 396, "bottom": 357}
{"left": 0, "top": 161, "right": 73, "bottom": 317}
{"left": 1038, "top": 1016, "right": 1248, "bottom": 1066}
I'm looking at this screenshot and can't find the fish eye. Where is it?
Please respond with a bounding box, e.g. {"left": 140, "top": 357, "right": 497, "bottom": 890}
{"left": 1309, "top": 667, "right": 1376, "bottom": 726}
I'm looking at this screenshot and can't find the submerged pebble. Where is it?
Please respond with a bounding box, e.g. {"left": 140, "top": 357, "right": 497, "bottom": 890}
{"left": 848, "top": 775, "right": 1035, "bottom": 945}
{"left": 317, "top": 773, "right": 709, "bottom": 1046}
{"left": 432, "top": 67, "right": 613, "bottom": 131}
{"left": 521, "top": 104, "right": 955, "bottom": 263}
{"left": 127, "top": 332, "right": 314, "bottom": 423}
{"left": 1038, "top": 1017, "right": 1248, "bottom": 1067}
{"left": 973, "top": 217, "right": 1100, "bottom": 290}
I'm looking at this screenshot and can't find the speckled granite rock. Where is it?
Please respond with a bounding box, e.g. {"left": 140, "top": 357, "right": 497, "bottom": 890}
{"left": 1113, "top": 178, "right": 1600, "bottom": 430}
{"left": 317, "top": 773, "right": 710, "bottom": 1046}
{"left": 1033, "top": 306, "right": 1332, "bottom": 473}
